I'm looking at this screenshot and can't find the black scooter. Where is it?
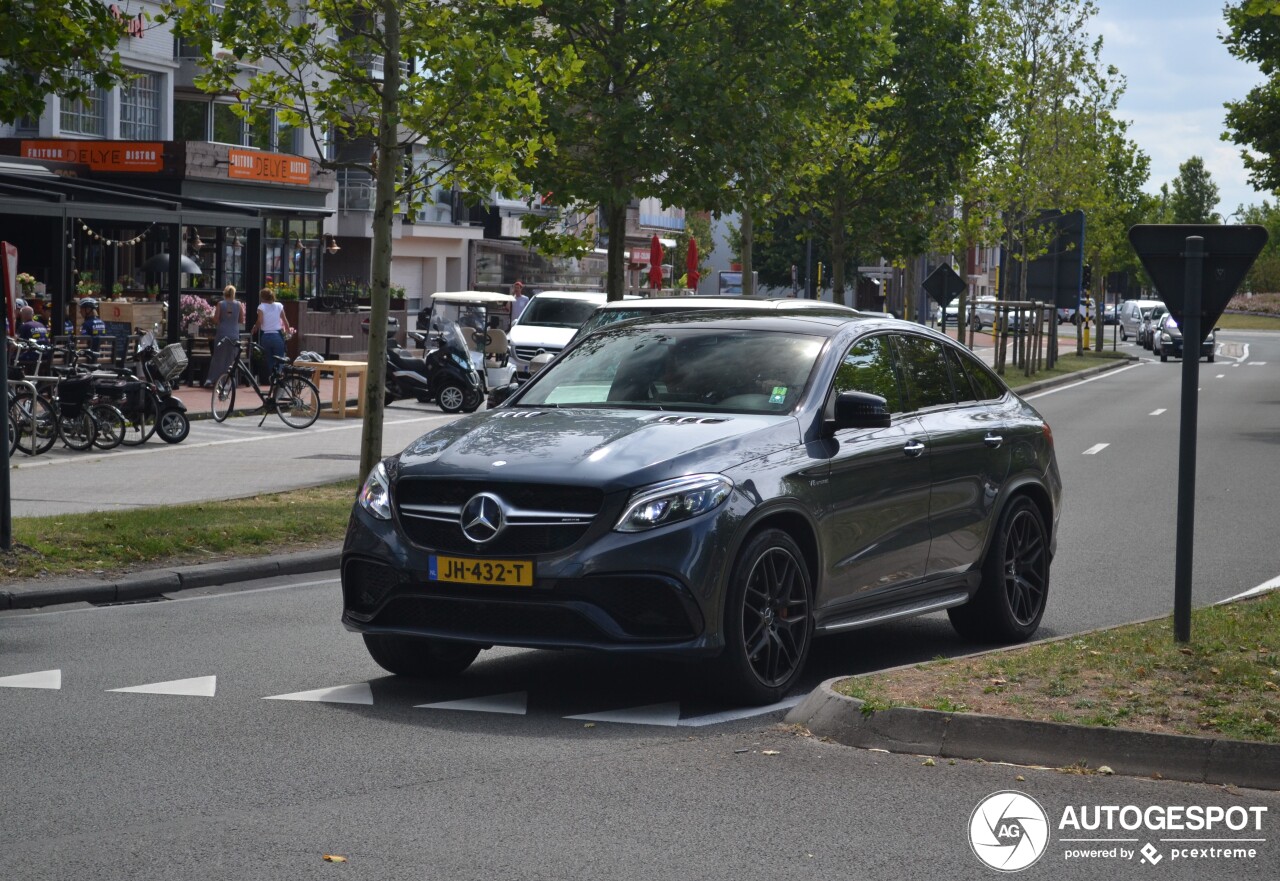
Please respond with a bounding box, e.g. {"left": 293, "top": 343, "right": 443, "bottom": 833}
{"left": 385, "top": 323, "right": 482, "bottom": 413}
{"left": 133, "top": 333, "right": 190, "bottom": 443}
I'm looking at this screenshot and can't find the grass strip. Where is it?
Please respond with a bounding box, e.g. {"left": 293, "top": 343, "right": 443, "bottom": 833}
{"left": 1214, "top": 313, "right": 1280, "bottom": 331}
{"left": 1000, "top": 348, "right": 1129, "bottom": 390}
{"left": 836, "top": 591, "right": 1280, "bottom": 744}
{"left": 1, "top": 480, "right": 358, "bottom": 581}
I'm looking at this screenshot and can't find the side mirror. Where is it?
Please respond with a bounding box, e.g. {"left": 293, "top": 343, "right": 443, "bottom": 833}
{"left": 829, "top": 390, "right": 891, "bottom": 432}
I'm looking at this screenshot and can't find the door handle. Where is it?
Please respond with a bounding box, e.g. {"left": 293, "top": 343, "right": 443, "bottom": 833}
{"left": 903, "top": 440, "right": 926, "bottom": 458}
{"left": 984, "top": 434, "right": 1004, "bottom": 448}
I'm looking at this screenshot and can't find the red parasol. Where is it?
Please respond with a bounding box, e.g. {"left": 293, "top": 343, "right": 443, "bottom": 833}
{"left": 648, "top": 234, "right": 664, "bottom": 289}
{"left": 685, "top": 236, "right": 700, "bottom": 292}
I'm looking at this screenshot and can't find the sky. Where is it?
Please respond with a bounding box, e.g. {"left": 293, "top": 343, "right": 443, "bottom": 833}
{"left": 1093, "top": 0, "right": 1269, "bottom": 218}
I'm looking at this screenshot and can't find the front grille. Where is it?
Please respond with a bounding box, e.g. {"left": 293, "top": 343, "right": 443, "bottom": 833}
{"left": 514, "top": 345, "right": 562, "bottom": 363}
{"left": 397, "top": 479, "right": 603, "bottom": 513}
{"left": 401, "top": 520, "right": 591, "bottom": 556}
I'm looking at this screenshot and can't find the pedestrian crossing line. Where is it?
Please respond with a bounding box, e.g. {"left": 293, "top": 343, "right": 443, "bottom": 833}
{"left": 262, "top": 683, "right": 373, "bottom": 705}
{"left": 0, "top": 669, "right": 61, "bottom": 689}
{"left": 108, "top": 675, "right": 216, "bottom": 697}
{"left": 1082, "top": 443, "right": 1110, "bottom": 455}
{"left": 1149, "top": 409, "right": 1166, "bottom": 416}
{"left": 566, "top": 702, "right": 682, "bottom": 727}
{"left": 416, "top": 691, "right": 527, "bottom": 715}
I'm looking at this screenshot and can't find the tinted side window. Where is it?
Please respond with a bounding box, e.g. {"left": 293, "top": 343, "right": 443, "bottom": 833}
{"left": 894, "top": 335, "right": 955, "bottom": 410}
{"left": 832, "top": 335, "right": 903, "bottom": 413}
{"left": 955, "top": 346, "right": 1005, "bottom": 400}
{"left": 945, "top": 346, "right": 979, "bottom": 403}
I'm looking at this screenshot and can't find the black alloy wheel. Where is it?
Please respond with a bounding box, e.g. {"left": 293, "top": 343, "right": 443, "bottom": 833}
{"left": 949, "top": 496, "right": 1049, "bottom": 643}
{"left": 157, "top": 409, "right": 190, "bottom": 444}
{"left": 363, "top": 634, "right": 481, "bottom": 678}
{"left": 716, "top": 529, "right": 813, "bottom": 705}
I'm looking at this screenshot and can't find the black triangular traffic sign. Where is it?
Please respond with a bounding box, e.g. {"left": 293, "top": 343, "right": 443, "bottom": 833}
{"left": 922, "top": 263, "right": 966, "bottom": 307}
{"left": 1128, "top": 225, "right": 1268, "bottom": 341}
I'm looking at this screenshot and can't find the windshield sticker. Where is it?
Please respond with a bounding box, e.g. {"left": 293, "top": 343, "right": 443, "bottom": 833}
{"left": 770, "top": 386, "right": 788, "bottom": 404}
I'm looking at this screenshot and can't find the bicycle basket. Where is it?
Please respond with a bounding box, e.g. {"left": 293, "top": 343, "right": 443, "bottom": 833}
{"left": 57, "top": 375, "right": 93, "bottom": 417}
{"left": 155, "top": 343, "right": 188, "bottom": 381}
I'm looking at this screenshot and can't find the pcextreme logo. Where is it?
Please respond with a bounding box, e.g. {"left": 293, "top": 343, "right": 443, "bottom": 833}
{"left": 969, "top": 791, "right": 1270, "bottom": 871}
{"left": 969, "top": 791, "right": 1051, "bottom": 872}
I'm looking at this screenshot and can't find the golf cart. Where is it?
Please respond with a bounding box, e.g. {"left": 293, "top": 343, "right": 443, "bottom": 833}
{"left": 418, "top": 291, "right": 516, "bottom": 396}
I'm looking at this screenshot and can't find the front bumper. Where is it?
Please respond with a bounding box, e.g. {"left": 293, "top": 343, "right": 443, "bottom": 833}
{"left": 340, "top": 494, "right": 743, "bottom": 656}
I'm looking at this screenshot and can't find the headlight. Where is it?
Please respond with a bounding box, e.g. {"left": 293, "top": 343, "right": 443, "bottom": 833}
{"left": 1161, "top": 333, "right": 1172, "bottom": 342}
{"left": 452, "top": 354, "right": 471, "bottom": 371}
{"left": 358, "top": 461, "right": 393, "bottom": 520}
{"left": 615, "top": 474, "right": 733, "bottom": 532}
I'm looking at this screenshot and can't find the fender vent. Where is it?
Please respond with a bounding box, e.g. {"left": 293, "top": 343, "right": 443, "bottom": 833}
{"left": 654, "top": 415, "right": 729, "bottom": 425}
{"left": 491, "top": 410, "right": 548, "bottom": 419}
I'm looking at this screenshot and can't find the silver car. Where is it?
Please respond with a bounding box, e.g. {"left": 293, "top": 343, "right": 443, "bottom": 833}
{"left": 1117, "top": 298, "right": 1163, "bottom": 343}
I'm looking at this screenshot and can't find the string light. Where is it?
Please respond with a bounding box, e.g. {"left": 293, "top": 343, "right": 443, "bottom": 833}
{"left": 74, "top": 219, "right": 156, "bottom": 247}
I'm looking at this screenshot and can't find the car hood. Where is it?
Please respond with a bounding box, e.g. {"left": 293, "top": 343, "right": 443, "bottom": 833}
{"left": 396, "top": 408, "right": 802, "bottom": 492}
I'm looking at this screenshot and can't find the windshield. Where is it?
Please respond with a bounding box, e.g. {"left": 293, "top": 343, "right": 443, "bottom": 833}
{"left": 516, "top": 326, "right": 824, "bottom": 414}
{"left": 435, "top": 320, "right": 469, "bottom": 358}
{"left": 518, "top": 296, "right": 600, "bottom": 329}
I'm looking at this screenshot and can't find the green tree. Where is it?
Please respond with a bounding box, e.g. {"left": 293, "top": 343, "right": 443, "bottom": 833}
{"left": 166, "top": 0, "right": 564, "bottom": 480}
{"left": 1167, "top": 156, "right": 1221, "bottom": 224}
{"left": 1224, "top": 0, "right": 1280, "bottom": 193}
{"left": 1234, "top": 200, "right": 1280, "bottom": 292}
{"left": 0, "top": 0, "right": 132, "bottom": 122}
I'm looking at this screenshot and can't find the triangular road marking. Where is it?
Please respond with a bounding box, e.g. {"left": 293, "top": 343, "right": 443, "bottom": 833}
{"left": 0, "top": 669, "right": 61, "bottom": 690}
{"left": 565, "top": 701, "right": 681, "bottom": 727}
{"left": 108, "top": 675, "right": 217, "bottom": 697}
{"left": 415, "top": 691, "right": 527, "bottom": 715}
{"left": 262, "top": 683, "right": 373, "bottom": 705}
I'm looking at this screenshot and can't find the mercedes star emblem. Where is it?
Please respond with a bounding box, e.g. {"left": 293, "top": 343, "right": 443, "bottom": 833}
{"left": 460, "top": 493, "right": 505, "bottom": 544}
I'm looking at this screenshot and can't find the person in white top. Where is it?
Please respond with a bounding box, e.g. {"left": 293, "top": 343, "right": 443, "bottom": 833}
{"left": 511, "top": 280, "right": 529, "bottom": 320}
{"left": 252, "top": 287, "right": 292, "bottom": 382}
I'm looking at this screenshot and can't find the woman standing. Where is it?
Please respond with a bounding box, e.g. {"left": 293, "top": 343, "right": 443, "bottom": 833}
{"left": 206, "top": 285, "right": 245, "bottom": 386}
{"left": 252, "top": 287, "right": 292, "bottom": 383}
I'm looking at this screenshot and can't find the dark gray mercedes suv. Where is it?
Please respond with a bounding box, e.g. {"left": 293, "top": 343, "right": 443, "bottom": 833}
{"left": 342, "top": 312, "right": 1061, "bottom": 703}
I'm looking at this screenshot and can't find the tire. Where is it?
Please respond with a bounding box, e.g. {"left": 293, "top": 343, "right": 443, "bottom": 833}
{"left": 713, "top": 528, "right": 813, "bottom": 705}
{"left": 1206, "top": 354, "right": 1215, "bottom": 363}
{"left": 948, "top": 496, "right": 1049, "bottom": 643}
{"left": 362, "top": 634, "right": 481, "bottom": 678}
{"left": 461, "top": 389, "right": 483, "bottom": 413}
{"left": 11, "top": 391, "right": 56, "bottom": 456}
{"left": 211, "top": 372, "right": 236, "bottom": 422}
{"left": 90, "top": 403, "right": 126, "bottom": 450}
{"left": 437, "top": 383, "right": 467, "bottom": 413}
{"left": 120, "top": 389, "right": 159, "bottom": 446}
{"left": 58, "top": 411, "right": 97, "bottom": 451}
{"left": 274, "top": 375, "right": 320, "bottom": 429}
{"left": 1120, "top": 327, "right": 1128, "bottom": 341}
{"left": 157, "top": 408, "right": 190, "bottom": 444}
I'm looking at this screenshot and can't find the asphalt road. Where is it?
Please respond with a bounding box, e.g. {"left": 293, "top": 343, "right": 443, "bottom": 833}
{"left": 2, "top": 331, "right": 1278, "bottom": 880}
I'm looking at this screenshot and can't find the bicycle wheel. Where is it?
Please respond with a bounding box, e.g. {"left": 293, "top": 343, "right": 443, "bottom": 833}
{"left": 273, "top": 375, "right": 320, "bottom": 429}
{"left": 58, "top": 410, "right": 97, "bottom": 451}
{"left": 120, "top": 388, "right": 159, "bottom": 446}
{"left": 90, "top": 403, "right": 126, "bottom": 451}
{"left": 12, "top": 390, "right": 56, "bottom": 456}
{"left": 212, "top": 372, "right": 237, "bottom": 422}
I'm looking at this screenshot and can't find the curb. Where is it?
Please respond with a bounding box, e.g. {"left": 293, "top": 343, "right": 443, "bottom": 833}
{"left": 786, "top": 677, "right": 1280, "bottom": 791}
{"left": 0, "top": 546, "right": 343, "bottom": 611}
{"left": 1006, "top": 353, "right": 1139, "bottom": 397}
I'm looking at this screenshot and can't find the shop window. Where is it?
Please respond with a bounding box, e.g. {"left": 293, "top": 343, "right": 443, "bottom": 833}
{"left": 120, "top": 70, "right": 162, "bottom": 140}
{"left": 212, "top": 103, "right": 244, "bottom": 145}
{"left": 174, "top": 100, "right": 208, "bottom": 140}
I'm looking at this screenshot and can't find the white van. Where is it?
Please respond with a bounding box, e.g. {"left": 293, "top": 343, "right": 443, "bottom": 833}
{"left": 508, "top": 290, "right": 614, "bottom": 375}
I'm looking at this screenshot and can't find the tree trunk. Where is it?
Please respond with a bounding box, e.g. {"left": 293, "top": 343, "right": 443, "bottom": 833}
{"left": 605, "top": 199, "right": 627, "bottom": 302}
{"left": 831, "top": 196, "right": 847, "bottom": 307}
{"left": 740, "top": 200, "right": 755, "bottom": 297}
{"left": 903, "top": 257, "right": 918, "bottom": 323}
{"left": 360, "top": 1, "right": 401, "bottom": 484}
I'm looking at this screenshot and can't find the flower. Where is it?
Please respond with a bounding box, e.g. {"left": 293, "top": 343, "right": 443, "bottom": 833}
{"left": 16, "top": 272, "right": 37, "bottom": 292}
{"left": 179, "top": 294, "right": 218, "bottom": 335}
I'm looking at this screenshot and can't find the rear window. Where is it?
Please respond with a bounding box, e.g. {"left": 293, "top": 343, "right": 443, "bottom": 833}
{"left": 519, "top": 297, "right": 601, "bottom": 329}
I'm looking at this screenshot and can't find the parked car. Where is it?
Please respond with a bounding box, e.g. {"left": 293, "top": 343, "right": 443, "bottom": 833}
{"left": 1117, "top": 298, "right": 1163, "bottom": 343}
{"left": 507, "top": 290, "right": 615, "bottom": 376}
{"left": 1139, "top": 304, "right": 1167, "bottom": 349}
{"left": 1102, "top": 303, "right": 1119, "bottom": 325}
{"left": 1056, "top": 297, "right": 1094, "bottom": 325}
{"left": 342, "top": 311, "right": 1062, "bottom": 704}
{"left": 569, "top": 295, "right": 858, "bottom": 345}
{"left": 1153, "top": 313, "right": 1216, "bottom": 363}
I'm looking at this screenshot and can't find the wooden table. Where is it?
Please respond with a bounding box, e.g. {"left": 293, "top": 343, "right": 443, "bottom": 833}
{"left": 304, "top": 333, "right": 354, "bottom": 360}
{"left": 300, "top": 359, "right": 367, "bottom": 419}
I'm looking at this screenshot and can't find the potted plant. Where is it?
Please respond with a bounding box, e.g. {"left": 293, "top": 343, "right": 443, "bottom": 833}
{"left": 16, "top": 272, "right": 36, "bottom": 297}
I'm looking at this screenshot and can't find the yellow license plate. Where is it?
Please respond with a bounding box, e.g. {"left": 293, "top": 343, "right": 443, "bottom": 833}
{"left": 429, "top": 555, "right": 534, "bottom": 587}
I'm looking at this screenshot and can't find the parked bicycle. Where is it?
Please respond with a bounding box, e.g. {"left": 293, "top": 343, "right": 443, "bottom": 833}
{"left": 7, "top": 339, "right": 127, "bottom": 453}
{"left": 210, "top": 340, "right": 320, "bottom": 429}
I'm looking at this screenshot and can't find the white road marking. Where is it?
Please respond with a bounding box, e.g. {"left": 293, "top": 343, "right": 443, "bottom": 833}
{"left": 677, "top": 696, "right": 804, "bottom": 727}
{"left": 1149, "top": 409, "right": 1166, "bottom": 416}
{"left": 109, "top": 675, "right": 216, "bottom": 697}
{"left": 566, "top": 701, "right": 681, "bottom": 727}
{"left": 1023, "top": 362, "right": 1144, "bottom": 400}
{"left": 1218, "top": 574, "right": 1280, "bottom": 605}
{"left": 262, "top": 682, "right": 373, "bottom": 705}
{"left": 1082, "top": 443, "right": 1110, "bottom": 455}
{"left": 1216, "top": 374, "right": 1225, "bottom": 379}
{"left": 0, "top": 669, "right": 61, "bottom": 689}
{"left": 1248, "top": 361, "right": 1267, "bottom": 366}
{"left": 416, "top": 691, "right": 527, "bottom": 715}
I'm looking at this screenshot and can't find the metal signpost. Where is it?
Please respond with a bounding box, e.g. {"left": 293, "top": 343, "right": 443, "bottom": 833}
{"left": 1128, "top": 224, "right": 1267, "bottom": 642}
